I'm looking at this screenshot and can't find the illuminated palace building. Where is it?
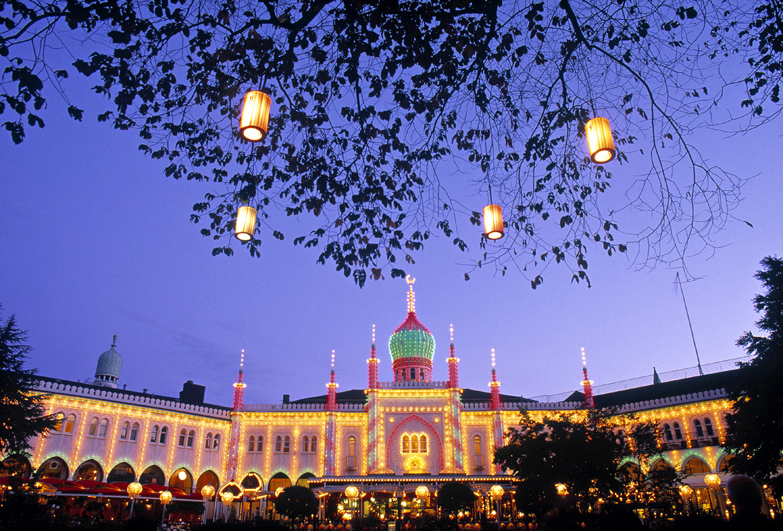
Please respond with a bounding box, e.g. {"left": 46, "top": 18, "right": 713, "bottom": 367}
{"left": 23, "top": 279, "right": 745, "bottom": 519}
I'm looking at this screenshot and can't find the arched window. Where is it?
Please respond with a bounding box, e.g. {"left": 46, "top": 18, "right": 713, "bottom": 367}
{"left": 673, "top": 422, "right": 683, "bottom": 440}
{"left": 411, "top": 434, "right": 419, "bottom": 453}
{"left": 283, "top": 435, "right": 290, "bottom": 453}
{"left": 420, "top": 434, "right": 428, "bottom": 453}
{"left": 662, "top": 424, "right": 673, "bottom": 441}
{"left": 257, "top": 435, "right": 264, "bottom": 452}
{"left": 88, "top": 417, "right": 99, "bottom": 437}
{"left": 349, "top": 436, "right": 356, "bottom": 457}
{"left": 159, "top": 427, "right": 168, "bottom": 445}
{"left": 187, "top": 430, "right": 195, "bottom": 448}
{"left": 275, "top": 435, "right": 282, "bottom": 453}
{"left": 179, "top": 429, "right": 187, "bottom": 447}
{"left": 98, "top": 419, "right": 109, "bottom": 438}
{"left": 248, "top": 436, "right": 255, "bottom": 452}
{"left": 130, "top": 422, "right": 139, "bottom": 441}
{"left": 302, "top": 436, "right": 309, "bottom": 453}
{"left": 473, "top": 435, "right": 483, "bottom": 469}
{"left": 120, "top": 421, "right": 130, "bottom": 440}
{"left": 205, "top": 433, "right": 213, "bottom": 450}
{"left": 310, "top": 436, "right": 317, "bottom": 453}
{"left": 151, "top": 425, "right": 159, "bottom": 443}
{"left": 694, "top": 419, "right": 704, "bottom": 438}
{"left": 213, "top": 433, "right": 220, "bottom": 449}
{"left": 64, "top": 414, "right": 76, "bottom": 434}
{"left": 52, "top": 413, "right": 64, "bottom": 432}
{"left": 704, "top": 418, "right": 715, "bottom": 437}
{"left": 402, "top": 435, "right": 410, "bottom": 453}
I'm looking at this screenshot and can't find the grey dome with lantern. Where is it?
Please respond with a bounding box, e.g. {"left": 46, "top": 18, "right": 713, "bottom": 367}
{"left": 94, "top": 335, "right": 122, "bottom": 388}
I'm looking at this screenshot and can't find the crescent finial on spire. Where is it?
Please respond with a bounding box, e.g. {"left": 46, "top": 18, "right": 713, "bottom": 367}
{"left": 406, "top": 275, "right": 416, "bottom": 313}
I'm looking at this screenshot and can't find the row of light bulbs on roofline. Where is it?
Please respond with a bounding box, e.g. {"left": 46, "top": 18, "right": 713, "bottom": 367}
{"left": 233, "top": 91, "right": 616, "bottom": 242}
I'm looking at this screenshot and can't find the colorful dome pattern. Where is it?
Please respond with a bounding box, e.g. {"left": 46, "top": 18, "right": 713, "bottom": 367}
{"left": 389, "top": 276, "right": 435, "bottom": 363}
{"left": 389, "top": 313, "right": 436, "bottom": 362}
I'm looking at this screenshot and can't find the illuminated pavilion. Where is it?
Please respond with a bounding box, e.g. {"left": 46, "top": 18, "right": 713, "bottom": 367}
{"left": 17, "top": 279, "right": 746, "bottom": 520}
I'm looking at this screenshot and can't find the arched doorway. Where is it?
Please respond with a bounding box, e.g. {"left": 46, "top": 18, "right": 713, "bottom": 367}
{"left": 296, "top": 472, "right": 315, "bottom": 488}
{"left": 0, "top": 455, "right": 31, "bottom": 478}
{"left": 169, "top": 467, "right": 193, "bottom": 492}
{"left": 196, "top": 470, "right": 220, "bottom": 494}
{"left": 75, "top": 460, "right": 104, "bottom": 481}
{"left": 37, "top": 457, "right": 69, "bottom": 480}
{"left": 107, "top": 462, "right": 135, "bottom": 483}
{"left": 268, "top": 472, "right": 291, "bottom": 493}
{"left": 683, "top": 457, "right": 710, "bottom": 474}
{"left": 139, "top": 465, "right": 165, "bottom": 485}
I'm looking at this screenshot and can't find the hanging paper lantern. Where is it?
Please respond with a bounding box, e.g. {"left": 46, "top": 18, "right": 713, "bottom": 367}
{"left": 234, "top": 205, "right": 257, "bottom": 241}
{"left": 483, "top": 204, "right": 504, "bottom": 240}
{"left": 585, "top": 117, "right": 615, "bottom": 164}
{"left": 240, "top": 91, "right": 272, "bottom": 142}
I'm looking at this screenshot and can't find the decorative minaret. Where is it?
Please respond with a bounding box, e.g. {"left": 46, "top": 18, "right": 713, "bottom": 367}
{"left": 368, "top": 325, "right": 379, "bottom": 389}
{"left": 227, "top": 350, "right": 247, "bottom": 482}
{"left": 441, "top": 325, "right": 465, "bottom": 474}
{"left": 367, "top": 326, "right": 385, "bottom": 473}
{"left": 489, "top": 348, "right": 502, "bottom": 410}
{"left": 324, "top": 351, "right": 338, "bottom": 476}
{"left": 489, "top": 348, "right": 504, "bottom": 474}
{"left": 447, "top": 324, "right": 460, "bottom": 388}
{"left": 389, "top": 276, "right": 435, "bottom": 382}
{"left": 581, "top": 347, "right": 595, "bottom": 409}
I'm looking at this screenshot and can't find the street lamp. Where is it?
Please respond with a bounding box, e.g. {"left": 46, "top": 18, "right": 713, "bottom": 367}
{"left": 160, "top": 490, "right": 172, "bottom": 526}
{"left": 415, "top": 486, "right": 429, "bottom": 516}
{"left": 490, "top": 485, "right": 504, "bottom": 531}
{"left": 345, "top": 485, "right": 360, "bottom": 520}
{"left": 704, "top": 474, "right": 722, "bottom": 516}
{"left": 221, "top": 491, "right": 235, "bottom": 522}
{"left": 201, "top": 484, "right": 216, "bottom": 523}
{"left": 127, "top": 482, "right": 143, "bottom": 519}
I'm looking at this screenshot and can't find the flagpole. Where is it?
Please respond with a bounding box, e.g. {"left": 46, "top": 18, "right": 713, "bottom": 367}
{"left": 676, "top": 272, "right": 704, "bottom": 376}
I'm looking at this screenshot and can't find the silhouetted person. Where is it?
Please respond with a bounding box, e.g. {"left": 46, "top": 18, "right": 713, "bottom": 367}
{"left": 726, "top": 475, "right": 775, "bottom": 530}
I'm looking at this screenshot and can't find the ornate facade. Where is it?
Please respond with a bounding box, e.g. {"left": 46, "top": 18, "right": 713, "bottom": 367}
{"left": 22, "top": 279, "right": 744, "bottom": 518}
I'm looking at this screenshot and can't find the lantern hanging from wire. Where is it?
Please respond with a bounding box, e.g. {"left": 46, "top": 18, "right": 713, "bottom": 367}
{"left": 234, "top": 205, "right": 258, "bottom": 241}
{"left": 585, "top": 117, "right": 615, "bottom": 164}
{"left": 483, "top": 204, "right": 504, "bottom": 240}
{"left": 239, "top": 90, "right": 272, "bottom": 142}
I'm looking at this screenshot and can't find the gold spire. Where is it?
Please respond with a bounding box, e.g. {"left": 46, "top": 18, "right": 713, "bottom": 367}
{"left": 406, "top": 275, "right": 416, "bottom": 313}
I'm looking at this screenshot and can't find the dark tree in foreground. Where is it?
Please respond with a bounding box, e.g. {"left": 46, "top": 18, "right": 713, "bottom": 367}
{"left": 2, "top": 1, "right": 777, "bottom": 285}
{"left": 0, "top": 305, "right": 57, "bottom": 457}
{"left": 274, "top": 485, "right": 318, "bottom": 520}
{"left": 723, "top": 256, "right": 783, "bottom": 495}
{"left": 494, "top": 410, "right": 663, "bottom": 519}
{"left": 437, "top": 481, "right": 475, "bottom": 517}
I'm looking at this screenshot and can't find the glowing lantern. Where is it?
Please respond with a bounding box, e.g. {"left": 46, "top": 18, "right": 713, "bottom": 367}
{"left": 489, "top": 485, "right": 504, "bottom": 500}
{"left": 679, "top": 484, "right": 693, "bottom": 498}
{"left": 234, "top": 205, "right": 257, "bottom": 241}
{"left": 704, "top": 474, "right": 722, "bottom": 489}
{"left": 221, "top": 491, "right": 234, "bottom": 506}
{"left": 127, "top": 482, "right": 143, "bottom": 499}
{"left": 201, "top": 484, "right": 216, "bottom": 500}
{"left": 555, "top": 483, "right": 568, "bottom": 496}
{"left": 178, "top": 470, "right": 187, "bottom": 481}
{"left": 585, "top": 117, "right": 615, "bottom": 164}
{"left": 160, "top": 490, "right": 173, "bottom": 505}
{"left": 483, "top": 204, "right": 504, "bottom": 240}
{"left": 345, "top": 486, "right": 359, "bottom": 499}
{"left": 239, "top": 90, "right": 271, "bottom": 142}
{"left": 415, "top": 485, "right": 429, "bottom": 500}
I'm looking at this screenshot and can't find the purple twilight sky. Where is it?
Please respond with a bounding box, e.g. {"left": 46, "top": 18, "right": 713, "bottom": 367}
{"left": 2, "top": 76, "right": 782, "bottom": 409}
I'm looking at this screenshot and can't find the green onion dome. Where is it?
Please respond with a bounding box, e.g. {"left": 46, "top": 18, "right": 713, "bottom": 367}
{"left": 389, "top": 312, "right": 436, "bottom": 363}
